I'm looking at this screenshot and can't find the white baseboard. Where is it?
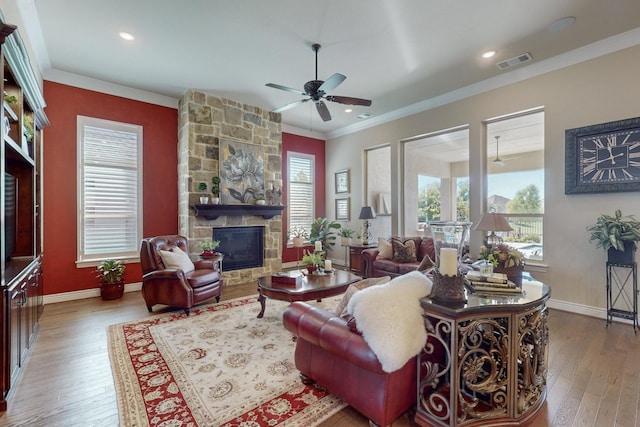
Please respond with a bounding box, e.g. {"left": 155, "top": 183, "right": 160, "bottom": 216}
{"left": 43, "top": 282, "right": 143, "bottom": 305}
{"left": 41, "top": 280, "right": 635, "bottom": 327}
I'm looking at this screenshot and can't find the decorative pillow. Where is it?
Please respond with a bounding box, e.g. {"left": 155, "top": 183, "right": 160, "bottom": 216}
{"left": 391, "top": 238, "right": 417, "bottom": 263}
{"left": 416, "top": 253, "right": 434, "bottom": 272}
{"left": 377, "top": 238, "right": 393, "bottom": 259}
{"left": 333, "top": 276, "right": 391, "bottom": 317}
{"left": 159, "top": 246, "right": 195, "bottom": 273}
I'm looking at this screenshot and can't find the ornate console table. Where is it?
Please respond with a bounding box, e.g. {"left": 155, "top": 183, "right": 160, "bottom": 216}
{"left": 416, "top": 277, "right": 550, "bottom": 427}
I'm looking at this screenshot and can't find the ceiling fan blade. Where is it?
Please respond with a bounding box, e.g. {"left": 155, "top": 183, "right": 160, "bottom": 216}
{"left": 325, "top": 95, "right": 372, "bottom": 106}
{"left": 272, "top": 98, "right": 309, "bottom": 113}
{"left": 265, "top": 83, "right": 306, "bottom": 96}
{"left": 315, "top": 100, "right": 332, "bottom": 122}
{"left": 318, "top": 73, "right": 346, "bottom": 94}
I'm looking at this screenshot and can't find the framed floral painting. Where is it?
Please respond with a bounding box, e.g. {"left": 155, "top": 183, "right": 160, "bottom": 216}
{"left": 220, "top": 140, "right": 265, "bottom": 204}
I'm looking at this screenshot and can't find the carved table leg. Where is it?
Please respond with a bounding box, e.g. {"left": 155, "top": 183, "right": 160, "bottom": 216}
{"left": 257, "top": 289, "right": 266, "bottom": 318}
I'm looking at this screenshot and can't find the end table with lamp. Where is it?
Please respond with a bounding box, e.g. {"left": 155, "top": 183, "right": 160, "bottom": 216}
{"left": 474, "top": 212, "right": 513, "bottom": 248}
{"left": 358, "top": 206, "right": 376, "bottom": 245}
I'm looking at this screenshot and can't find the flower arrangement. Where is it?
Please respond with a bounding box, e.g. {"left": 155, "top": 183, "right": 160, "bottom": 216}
{"left": 199, "top": 239, "right": 221, "bottom": 257}
{"left": 288, "top": 226, "right": 309, "bottom": 240}
{"left": 301, "top": 250, "right": 323, "bottom": 266}
{"left": 479, "top": 243, "right": 524, "bottom": 268}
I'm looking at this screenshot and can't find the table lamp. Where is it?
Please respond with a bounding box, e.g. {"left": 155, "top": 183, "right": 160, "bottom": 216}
{"left": 473, "top": 213, "right": 513, "bottom": 248}
{"left": 358, "top": 206, "right": 376, "bottom": 245}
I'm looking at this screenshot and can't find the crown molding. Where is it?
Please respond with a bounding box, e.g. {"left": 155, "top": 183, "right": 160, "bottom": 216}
{"left": 326, "top": 27, "right": 640, "bottom": 140}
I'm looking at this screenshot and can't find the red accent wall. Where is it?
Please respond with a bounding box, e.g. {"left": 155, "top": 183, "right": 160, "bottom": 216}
{"left": 42, "top": 81, "right": 178, "bottom": 295}
{"left": 281, "top": 132, "right": 325, "bottom": 262}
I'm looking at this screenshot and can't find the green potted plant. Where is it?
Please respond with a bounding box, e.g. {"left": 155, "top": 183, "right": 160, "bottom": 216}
{"left": 339, "top": 228, "right": 355, "bottom": 246}
{"left": 587, "top": 209, "right": 640, "bottom": 264}
{"left": 301, "top": 249, "right": 323, "bottom": 274}
{"left": 288, "top": 226, "right": 308, "bottom": 248}
{"left": 95, "top": 259, "right": 125, "bottom": 300}
{"left": 211, "top": 176, "right": 221, "bottom": 204}
{"left": 199, "top": 239, "right": 221, "bottom": 258}
{"left": 197, "top": 182, "right": 209, "bottom": 204}
{"left": 310, "top": 217, "right": 341, "bottom": 253}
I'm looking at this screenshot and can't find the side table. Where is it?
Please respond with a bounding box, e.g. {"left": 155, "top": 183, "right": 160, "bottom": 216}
{"left": 348, "top": 243, "right": 377, "bottom": 276}
{"left": 606, "top": 261, "right": 638, "bottom": 331}
{"left": 416, "top": 278, "right": 550, "bottom": 427}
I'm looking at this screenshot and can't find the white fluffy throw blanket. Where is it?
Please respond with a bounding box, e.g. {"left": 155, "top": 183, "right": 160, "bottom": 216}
{"left": 347, "top": 271, "right": 433, "bottom": 373}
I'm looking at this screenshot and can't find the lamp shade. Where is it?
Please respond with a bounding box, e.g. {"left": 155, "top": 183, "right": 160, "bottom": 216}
{"left": 473, "top": 213, "right": 513, "bottom": 232}
{"left": 358, "top": 206, "right": 376, "bottom": 220}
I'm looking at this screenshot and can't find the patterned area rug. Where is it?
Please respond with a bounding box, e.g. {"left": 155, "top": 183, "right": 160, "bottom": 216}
{"left": 107, "top": 296, "right": 346, "bottom": 426}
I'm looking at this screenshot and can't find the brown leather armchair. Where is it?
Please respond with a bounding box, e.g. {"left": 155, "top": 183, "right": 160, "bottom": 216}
{"left": 283, "top": 302, "right": 417, "bottom": 427}
{"left": 140, "top": 235, "right": 223, "bottom": 314}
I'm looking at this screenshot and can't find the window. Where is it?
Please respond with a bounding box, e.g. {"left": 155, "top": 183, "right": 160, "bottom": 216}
{"left": 486, "top": 110, "right": 544, "bottom": 261}
{"left": 402, "top": 127, "right": 469, "bottom": 235}
{"left": 77, "top": 116, "right": 143, "bottom": 264}
{"left": 287, "top": 152, "right": 315, "bottom": 242}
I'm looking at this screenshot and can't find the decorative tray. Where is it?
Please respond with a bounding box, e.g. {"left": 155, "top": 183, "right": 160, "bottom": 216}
{"left": 302, "top": 268, "right": 335, "bottom": 276}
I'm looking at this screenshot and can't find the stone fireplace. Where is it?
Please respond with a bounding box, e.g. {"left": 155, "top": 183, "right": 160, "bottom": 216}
{"left": 177, "top": 90, "right": 283, "bottom": 285}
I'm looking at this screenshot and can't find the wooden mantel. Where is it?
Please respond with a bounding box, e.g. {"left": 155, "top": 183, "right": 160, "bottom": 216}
{"left": 191, "top": 204, "right": 286, "bottom": 220}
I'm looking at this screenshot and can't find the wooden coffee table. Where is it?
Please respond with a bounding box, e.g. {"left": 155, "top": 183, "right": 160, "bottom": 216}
{"left": 256, "top": 269, "right": 361, "bottom": 318}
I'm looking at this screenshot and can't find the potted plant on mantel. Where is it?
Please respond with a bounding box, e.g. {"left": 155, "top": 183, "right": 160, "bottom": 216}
{"left": 587, "top": 209, "right": 640, "bottom": 265}
{"left": 198, "top": 182, "right": 209, "bottom": 204}
{"left": 211, "top": 176, "right": 221, "bottom": 204}
{"left": 95, "top": 259, "right": 125, "bottom": 300}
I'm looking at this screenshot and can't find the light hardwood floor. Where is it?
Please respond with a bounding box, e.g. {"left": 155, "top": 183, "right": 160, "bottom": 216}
{"left": 0, "top": 282, "right": 638, "bottom": 427}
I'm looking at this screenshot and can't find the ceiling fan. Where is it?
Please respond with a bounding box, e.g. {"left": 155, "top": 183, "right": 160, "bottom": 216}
{"left": 266, "top": 43, "right": 372, "bottom": 122}
{"left": 492, "top": 135, "right": 521, "bottom": 165}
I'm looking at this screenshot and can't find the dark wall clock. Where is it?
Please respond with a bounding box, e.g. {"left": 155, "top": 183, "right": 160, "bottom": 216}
{"left": 565, "top": 116, "right": 640, "bottom": 194}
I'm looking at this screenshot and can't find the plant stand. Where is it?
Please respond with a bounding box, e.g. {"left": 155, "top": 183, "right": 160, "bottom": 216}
{"left": 606, "top": 261, "right": 638, "bottom": 332}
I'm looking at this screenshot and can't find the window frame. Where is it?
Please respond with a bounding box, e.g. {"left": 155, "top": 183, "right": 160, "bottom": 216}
{"left": 76, "top": 115, "right": 143, "bottom": 267}
{"left": 286, "top": 151, "right": 315, "bottom": 245}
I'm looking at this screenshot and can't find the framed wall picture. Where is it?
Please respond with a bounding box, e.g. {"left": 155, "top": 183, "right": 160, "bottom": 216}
{"left": 335, "top": 169, "right": 350, "bottom": 194}
{"left": 335, "top": 197, "right": 350, "bottom": 221}
{"left": 565, "top": 116, "right": 640, "bottom": 194}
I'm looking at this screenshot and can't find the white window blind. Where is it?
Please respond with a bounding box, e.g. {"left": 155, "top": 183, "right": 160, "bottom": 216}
{"left": 287, "top": 152, "right": 315, "bottom": 240}
{"left": 77, "top": 116, "right": 143, "bottom": 263}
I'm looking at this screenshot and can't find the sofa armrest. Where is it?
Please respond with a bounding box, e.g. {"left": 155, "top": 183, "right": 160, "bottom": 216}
{"left": 361, "top": 248, "right": 380, "bottom": 278}
{"left": 142, "top": 269, "right": 192, "bottom": 292}
{"left": 283, "top": 302, "right": 383, "bottom": 372}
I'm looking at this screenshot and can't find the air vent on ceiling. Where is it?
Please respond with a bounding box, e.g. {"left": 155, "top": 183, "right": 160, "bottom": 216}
{"left": 356, "top": 112, "right": 373, "bottom": 120}
{"left": 496, "top": 52, "right": 532, "bottom": 70}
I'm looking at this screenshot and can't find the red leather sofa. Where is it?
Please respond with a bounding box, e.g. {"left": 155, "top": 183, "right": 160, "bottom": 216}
{"left": 283, "top": 301, "right": 417, "bottom": 427}
{"left": 362, "top": 236, "right": 435, "bottom": 278}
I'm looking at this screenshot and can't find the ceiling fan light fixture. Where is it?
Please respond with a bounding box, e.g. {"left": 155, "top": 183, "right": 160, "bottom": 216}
{"left": 492, "top": 136, "right": 505, "bottom": 166}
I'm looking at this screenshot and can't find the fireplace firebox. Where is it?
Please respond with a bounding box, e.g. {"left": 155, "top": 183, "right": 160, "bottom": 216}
{"left": 212, "top": 226, "right": 264, "bottom": 271}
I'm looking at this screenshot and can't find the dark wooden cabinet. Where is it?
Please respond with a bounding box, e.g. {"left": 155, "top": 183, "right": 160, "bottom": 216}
{"left": 348, "top": 244, "right": 377, "bottom": 276}
{"left": 0, "top": 21, "right": 48, "bottom": 411}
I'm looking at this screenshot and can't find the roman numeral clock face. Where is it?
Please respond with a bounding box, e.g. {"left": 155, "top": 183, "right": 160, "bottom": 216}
{"left": 578, "top": 129, "right": 640, "bottom": 184}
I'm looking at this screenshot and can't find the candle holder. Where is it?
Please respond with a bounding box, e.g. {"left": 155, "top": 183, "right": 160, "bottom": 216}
{"left": 427, "top": 221, "right": 472, "bottom": 306}
{"left": 430, "top": 268, "right": 467, "bottom": 305}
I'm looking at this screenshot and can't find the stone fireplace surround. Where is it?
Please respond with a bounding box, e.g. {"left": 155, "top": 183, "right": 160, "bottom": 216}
{"left": 177, "top": 90, "right": 283, "bottom": 286}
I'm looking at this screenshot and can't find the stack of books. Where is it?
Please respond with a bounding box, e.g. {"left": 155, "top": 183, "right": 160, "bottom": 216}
{"left": 464, "top": 271, "right": 522, "bottom": 294}
{"left": 271, "top": 270, "right": 303, "bottom": 286}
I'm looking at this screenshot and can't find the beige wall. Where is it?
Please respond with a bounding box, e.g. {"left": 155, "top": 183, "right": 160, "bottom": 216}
{"left": 326, "top": 45, "right": 640, "bottom": 314}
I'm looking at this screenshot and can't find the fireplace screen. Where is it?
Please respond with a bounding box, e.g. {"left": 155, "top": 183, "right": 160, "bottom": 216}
{"left": 212, "top": 226, "right": 264, "bottom": 271}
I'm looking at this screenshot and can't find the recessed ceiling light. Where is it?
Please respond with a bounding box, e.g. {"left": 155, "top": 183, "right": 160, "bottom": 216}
{"left": 548, "top": 16, "right": 576, "bottom": 32}
{"left": 482, "top": 50, "right": 497, "bottom": 59}
{"left": 345, "top": 108, "right": 353, "bottom": 113}
{"left": 119, "top": 32, "right": 135, "bottom": 41}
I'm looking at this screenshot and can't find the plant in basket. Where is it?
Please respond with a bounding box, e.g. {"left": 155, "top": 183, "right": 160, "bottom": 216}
{"left": 479, "top": 243, "right": 524, "bottom": 286}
